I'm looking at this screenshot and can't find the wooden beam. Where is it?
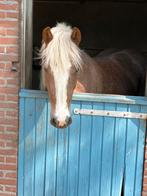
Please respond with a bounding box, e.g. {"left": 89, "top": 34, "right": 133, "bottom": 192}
{"left": 21, "top": 0, "right": 33, "bottom": 89}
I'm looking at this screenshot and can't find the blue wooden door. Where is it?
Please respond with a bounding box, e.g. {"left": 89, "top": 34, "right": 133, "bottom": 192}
{"left": 18, "top": 89, "right": 147, "bottom": 196}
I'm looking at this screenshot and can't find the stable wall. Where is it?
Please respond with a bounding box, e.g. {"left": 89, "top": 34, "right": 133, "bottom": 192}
{"left": 0, "top": 0, "right": 19, "bottom": 196}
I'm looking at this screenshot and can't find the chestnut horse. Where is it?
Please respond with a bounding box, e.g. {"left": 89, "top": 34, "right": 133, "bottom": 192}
{"left": 40, "top": 23, "right": 146, "bottom": 128}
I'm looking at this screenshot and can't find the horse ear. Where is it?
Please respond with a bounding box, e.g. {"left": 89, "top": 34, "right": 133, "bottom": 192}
{"left": 42, "top": 27, "right": 53, "bottom": 46}
{"left": 71, "top": 27, "right": 81, "bottom": 45}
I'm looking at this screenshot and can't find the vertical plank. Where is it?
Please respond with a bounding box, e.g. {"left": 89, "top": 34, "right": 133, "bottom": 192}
{"left": 78, "top": 102, "right": 92, "bottom": 196}
{"left": 24, "top": 98, "right": 36, "bottom": 196}
{"left": 18, "top": 97, "right": 25, "bottom": 196}
{"left": 67, "top": 101, "right": 81, "bottom": 196}
{"left": 89, "top": 102, "right": 104, "bottom": 196}
{"left": 100, "top": 103, "right": 116, "bottom": 196}
{"left": 124, "top": 104, "right": 140, "bottom": 196}
{"left": 56, "top": 128, "right": 69, "bottom": 196}
{"left": 44, "top": 100, "right": 57, "bottom": 196}
{"left": 34, "top": 98, "right": 47, "bottom": 196}
{"left": 111, "top": 104, "right": 128, "bottom": 196}
{"left": 134, "top": 105, "right": 147, "bottom": 196}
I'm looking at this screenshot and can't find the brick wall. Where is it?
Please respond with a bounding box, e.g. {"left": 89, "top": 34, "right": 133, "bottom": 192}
{"left": 0, "top": 0, "right": 19, "bottom": 196}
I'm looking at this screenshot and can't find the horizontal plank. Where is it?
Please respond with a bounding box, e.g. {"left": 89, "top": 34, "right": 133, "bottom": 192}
{"left": 19, "top": 89, "right": 147, "bottom": 105}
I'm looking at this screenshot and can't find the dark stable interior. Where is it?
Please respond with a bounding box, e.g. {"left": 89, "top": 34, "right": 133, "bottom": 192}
{"left": 33, "top": 0, "right": 147, "bottom": 89}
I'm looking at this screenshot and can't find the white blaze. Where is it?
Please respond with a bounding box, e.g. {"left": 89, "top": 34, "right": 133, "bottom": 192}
{"left": 53, "top": 69, "right": 70, "bottom": 121}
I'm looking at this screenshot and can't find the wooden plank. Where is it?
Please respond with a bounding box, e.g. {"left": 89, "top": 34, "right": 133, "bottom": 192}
{"left": 124, "top": 105, "right": 140, "bottom": 196}
{"left": 18, "top": 98, "right": 25, "bottom": 196}
{"left": 44, "top": 101, "right": 57, "bottom": 196}
{"left": 20, "top": 89, "right": 147, "bottom": 106}
{"left": 77, "top": 102, "right": 92, "bottom": 196}
{"left": 34, "top": 98, "right": 47, "bottom": 196}
{"left": 67, "top": 101, "right": 81, "bottom": 196}
{"left": 111, "top": 104, "right": 128, "bottom": 196}
{"left": 56, "top": 130, "right": 69, "bottom": 196}
{"left": 24, "top": 98, "right": 36, "bottom": 196}
{"left": 100, "top": 103, "right": 116, "bottom": 196}
{"left": 89, "top": 102, "right": 104, "bottom": 196}
{"left": 133, "top": 105, "right": 147, "bottom": 195}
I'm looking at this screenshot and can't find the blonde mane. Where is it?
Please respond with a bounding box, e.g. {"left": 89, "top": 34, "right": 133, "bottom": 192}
{"left": 40, "top": 23, "right": 82, "bottom": 72}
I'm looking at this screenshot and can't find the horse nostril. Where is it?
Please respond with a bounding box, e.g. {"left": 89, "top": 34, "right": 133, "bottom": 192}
{"left": 51, "top": 117, "right": 58, "bottom": 127}
{"left": 66, "top": 116, "right": 72, "bottom": 125}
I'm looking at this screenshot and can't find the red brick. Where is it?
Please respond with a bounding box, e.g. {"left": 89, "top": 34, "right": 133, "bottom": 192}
{"left": 0, "top": 54, "right": 18, "bottom": 62}
{"left": 0, "top": 148, "right": 17, "bottom": 156}
{"left": 0, "top": 103, "right": 18, "bottom": 110}
{"left": 0, "top": 133, "right": 17, "bottom": 141}
{"left": 5, "top": 172, "right": 17, "bottom": 179}
{"left": 0, "top": 71, "right": 18, "bottom": 78}
{"left": 5, "top": 126, "right": 17, "bottom": 133}
{"left": 4, "top": 63, "right": 13, "bottom": 69}
{"left": 0, "top": 94, "right": 5, "bottom": 100}
{"left": 0, "top": 3, "right": 18, "bottom": 11}
{"left": 0, "top": 193, "right": 16, "bottom": 196}
{"left": 0, "top": 141, "right": 5, "bottom": 147}
{"left": 6, "top": 142, "right": 17, "bottom": 149}
{"left": 6, "top": 157, "right": 17, "bottom": 164}
{"left": 0, "top": 157, "right": 5, "bottom": 162}
{"left": 143, "top": 185, "right": 147, "bottom": 192}
{"left": 5, "top": 186, "right": 17, "bottom": 193}
{"left": 0, "top": 110, "right": 5, "bottom": 116}
{"left": 0, "top": 29, "right": 6, "bottom": 36}
{"left": 0, "top": 37, "right": 18, "bottom": 45}
{"left": 6, "top": 95, "right": 19, "bottom": 102}
{"left": 0, "top": 47, "right": 5, "bottom": 53}
{"left": 143, "top": 170, "right": 147, "bottom": 176}
{"left": 6, "top": 111, "right": 18, "bottom": 118}
{"left": 142, "top": 192, "right": 147, "bottom": 196}
{"left": 7, "top": 12, "right": 18, "bottom": 19}
{"left": 0, "top": 87, "right": 18, "bottom": 95}
{"left": 6, "top": 47, "right": 18, "bottom": 54}
{"left": 0, "top": 12, "right": 6, "bottom": 18}
{"left": 144, "top": 177, "right": 147, "bottom": 184}
{"left": 6, "top": 29, "right": 18, "bottom": 36}
{"left": 0, "top": 179, "right": 16, "bottom": 186}
{"left": 0, "top": 171, "right": 4, "bottom": 177}
{"left": 0, "top": 117, "right": 18, "bottom": 126}
{"left": 0, "top": 126, "right": 5, "bottom": 132}
{"left": 0, "top": 164, "right": 17, "bottom": 171}
{"left": 0, "top": 63, "right": 5, "bottom": 69}
{"left": 0, "top": 20, "right": 18, "bottom": 29}
{"left": 0, "top": 79, "right": 6, "bottom": 86}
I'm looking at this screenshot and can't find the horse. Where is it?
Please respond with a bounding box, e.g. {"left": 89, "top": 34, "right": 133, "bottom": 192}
{"left": 40, "top": 23, "right": 146, "bottom": 129}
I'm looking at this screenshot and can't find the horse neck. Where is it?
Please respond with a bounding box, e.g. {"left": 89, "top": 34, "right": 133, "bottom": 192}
{"left": 75, "top": 51, "right": 103, "bottom": 93}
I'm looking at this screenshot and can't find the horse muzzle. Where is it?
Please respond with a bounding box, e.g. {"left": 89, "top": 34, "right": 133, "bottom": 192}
{"left": 50, "top": 116, "right": 72, "bottom": 129}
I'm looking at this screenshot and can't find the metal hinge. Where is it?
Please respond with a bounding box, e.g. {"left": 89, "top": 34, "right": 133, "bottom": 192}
{"left": 74, "top": 108, "right": 147, "bottom": 120}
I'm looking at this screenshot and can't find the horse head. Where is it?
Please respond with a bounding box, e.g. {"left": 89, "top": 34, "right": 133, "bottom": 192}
{"left": 40, "top": 23, "right": 82, "bottom": 128}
